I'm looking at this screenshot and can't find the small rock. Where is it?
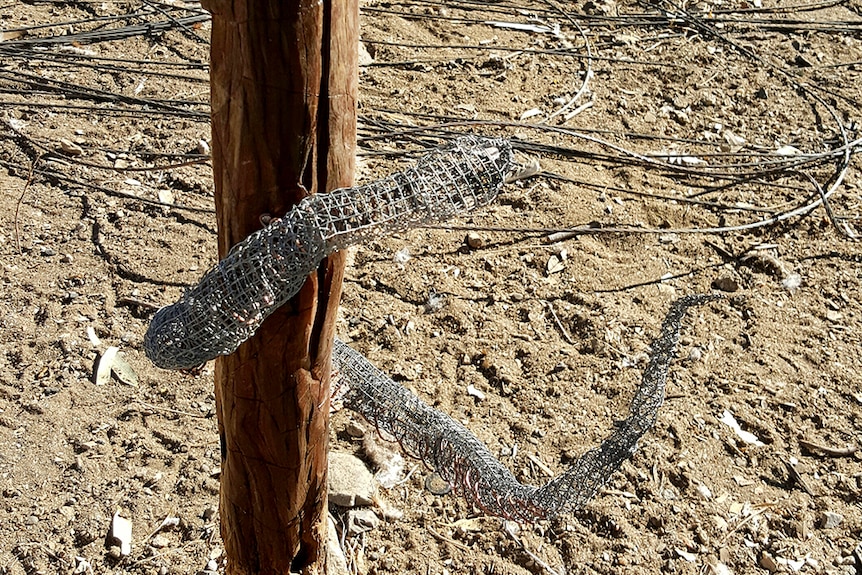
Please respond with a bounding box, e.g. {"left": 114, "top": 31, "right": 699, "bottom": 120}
{"left": 106, "top": 545, "right": 123, "bottom": 561}
{"left": 74, "top": 557, "right": 93, "bottom": 574}
{"left": 328, "top": 452, "right": 376, "bottom": 507}
{"left": 466, "top": 384, "right": 486, "bottom": 401}
{"left": 424, "top": 472, "right": 452, "bottom": 495}
{"left": 25, "top": 515, "right": 38, "bottom": 525}
{"left": 150, "top": 534, "right": 170, "bottom": 549}
{"left": 60, "top": 253, "right": 73, "bottom": 263}
{"left": 357, "top": 41, "right": 374, "bottom": 67}
{"left": 722, "top": 129, "right": 746, "bottom": 152}
{"left": 114, "top": 158, "right": 129, "bottom": 169}
{"left": 695, "top": 483, "right": 712, "bottom": 501}
{"left": 760, "top": 552, "right": 779, "bottom": 572}
{"left": 465, "top": 232, "right": 484, "bottom": 250}
{"left": 347, "top": 508, "right": 380, "bottom": 536}
{"left": 206, "top": 559, "right": 218, "bottom": 571}
{"left": 40, "top": 246, "right": 56, "bottom": 257}
{"left": 712, "top": 275, "right": 739, "bottom": 293}
{"left": 345, "top": 420, "right": 366, "bottom": 438}
{"left": 375, "top": 495, "right": 403, "bottom": 520}
{"left": 158, "top": 189, "right": 175, "bottom": 205}
{"left": 201, "top": 505, "right": 218, "bottom": 521}
{"left": 202, "top": 477, "right": 220, "bottom": 495}
{"left": 109, "top": 511, "right": 132, "bottom": 556}
{"left": 59, "top": 138, "right": 84, "bottom": 156}
{"left": 676, "top": 548, "right": 697, "bottom": 563}
{"left": 393, "top": 363, "right": 417, "bottom": 381}
{"left": 825, "top": 310, "right": 843, "bottom": 323}
{"left": 820, "top": 511, "right": 844, "bottom": 529}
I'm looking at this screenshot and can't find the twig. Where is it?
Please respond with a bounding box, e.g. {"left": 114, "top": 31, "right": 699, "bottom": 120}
{"left": 785, "top": 459, "right": 816, "bottom": 496}
{"left": 799, "top": 439, "right": 859, "bottom": 458}
{"left": 793, "top": 169, "right": 850, "bottom": 237}
{"left": 503, "top": 522, "right": 564, "bottom": 575}
{"left": 526, "top": 453, "right": 555, "bottom": 477}
{"left": 0, "top": 159, "right": 216, "bottom": 215}
{"left": 117, "top": 297, "right": 163, "bottom": 311}
{"left": 542, "top": 1, "right": 593, "bottom": 125}
{"left": 704, "top": 239, "right": 737, "bottom": 261}
{"left": 426, "top": 526, "right": 471, "bottom": 552}
{"left": 718, "top": 502, "right": 776, "bottom": 546}
{"left": 563, "top": 99, "right": 594, "bottom": 122}
{"left": 544, "top": 230, "right": 580, "bottom": 243}
{"left": 542, "top": 300, "right": 574, "bottom": 345}
{"left": 128, "top": 401, "right": 210, "bottom": 419}
{"left": 14, "top": 154, "right": 40, "bottom": 254}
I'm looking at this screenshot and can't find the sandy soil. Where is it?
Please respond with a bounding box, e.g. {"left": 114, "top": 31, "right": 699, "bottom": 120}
{"left": 0, "top": 1, "right": 860, "bottom": 574}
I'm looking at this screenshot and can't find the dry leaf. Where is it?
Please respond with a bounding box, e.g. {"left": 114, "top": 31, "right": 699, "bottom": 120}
{"left": 546, "top": 254, "right": 565, "bottom": 274}
{"left": 95, "top": 347, "right": 139, "bottom": 387}
{"left": 519, "top": 108, "right": 542, "bottom": 121}
{"left": 720, "top": 410, "right": 764, "bottom": 446}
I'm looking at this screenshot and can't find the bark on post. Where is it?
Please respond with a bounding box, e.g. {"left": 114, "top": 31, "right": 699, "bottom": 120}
{"left": 199, "top": 0, "right": 357, "bottom": 572}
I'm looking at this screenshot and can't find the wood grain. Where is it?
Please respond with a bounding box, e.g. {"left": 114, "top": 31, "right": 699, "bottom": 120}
{"left": 200, "top": 0, "right": 357, "bottom": 572}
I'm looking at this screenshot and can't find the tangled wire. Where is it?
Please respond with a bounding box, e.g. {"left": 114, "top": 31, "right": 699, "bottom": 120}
{"left": 144, "top": 135, "right": 717, "bottom": 520}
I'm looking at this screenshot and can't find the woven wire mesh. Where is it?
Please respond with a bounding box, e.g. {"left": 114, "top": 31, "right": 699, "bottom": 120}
{"left": 144, "top": 135, "right": 513, "bottom": 369}
{"left": 334, "top": 294, "right": 718, "bottom": 521}
{"left": 309, "top": 135, "right": 512, "bottom": 249}
{"left": 143, "top": 129, "right": 717, "bottom": 521}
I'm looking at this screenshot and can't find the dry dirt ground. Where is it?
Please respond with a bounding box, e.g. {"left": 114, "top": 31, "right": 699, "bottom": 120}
{"left": 1, "top": 1, "right": 861, "bottom": 574}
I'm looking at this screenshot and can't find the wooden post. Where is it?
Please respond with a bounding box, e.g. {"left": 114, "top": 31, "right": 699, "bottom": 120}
{"left": 199, "top": 0, "right": 357, "bottom": 573}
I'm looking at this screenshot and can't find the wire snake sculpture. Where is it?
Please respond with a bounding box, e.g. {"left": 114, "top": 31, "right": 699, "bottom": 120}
{"left": 144, "top": 135, "right": 718, "bottom": 520}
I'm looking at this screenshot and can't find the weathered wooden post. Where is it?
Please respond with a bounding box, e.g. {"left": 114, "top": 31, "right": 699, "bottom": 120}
{"left": 199, "top": 0, "right": 357, "bottom": 572}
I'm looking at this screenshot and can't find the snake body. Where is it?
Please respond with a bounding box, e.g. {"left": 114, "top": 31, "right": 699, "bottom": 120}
{"left": 144, "top": 135, "right": 717, "bottom": 520}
